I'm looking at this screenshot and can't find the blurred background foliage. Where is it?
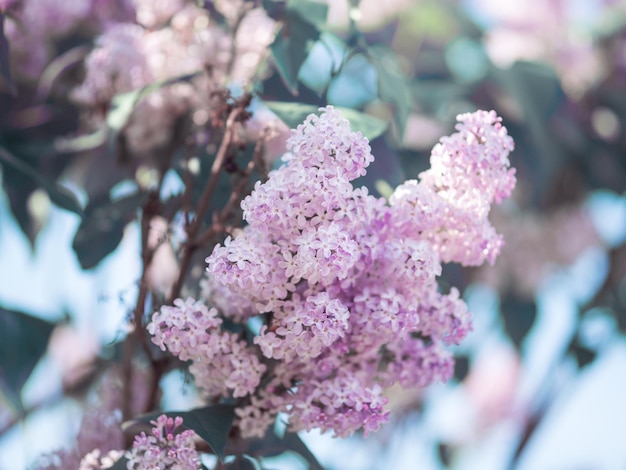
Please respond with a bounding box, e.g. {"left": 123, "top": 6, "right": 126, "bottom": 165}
{"left": 1, "top": 0, "right": 626, "bottom": 468}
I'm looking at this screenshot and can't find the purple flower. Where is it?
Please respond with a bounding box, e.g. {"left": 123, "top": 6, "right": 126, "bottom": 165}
{"left": 153, "top": 106, "right": 515, "bottom": 438}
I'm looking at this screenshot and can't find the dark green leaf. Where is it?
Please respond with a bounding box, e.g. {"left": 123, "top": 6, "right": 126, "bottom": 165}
{"left": 490, "top": 62, "right": 566, "bottom": 204}
{"left": 500, "top": 295, "right": 537, "bottom": 349}
{"left": 106, "top": 72, "right": 201, "bottom": 156}
{"left": 0, "top": 306, "right": 56, "bottom": 412}
{"left": 280, "top": 432, "right": 323, "bottom": 470}
{"left": 568, "top": 340, "right": 597, "bottom": 369}
{"left": 453, "top": 354, "right": 469, "bottom": 382}
{"left": 367, "top": 45, "right": 413, "bottom": 138}
{"left": 72, "top": 192, "right": 145, "bottom": 270}
{"left": 176, "top": 405, "right": 235, "bottom": 462}
{"left": 264, "top": 101, "right": 388, "bottom": 140}
{"left": 270, "top": 4, "right": 325, "bottom": 94}
{"left": 53, "top": 128, "right": 107, "bottom": 153}
{"left": 108, "top": 456, "right": 129, "bottom": 470}
{"left": 247, "top": 427, "right": 323, "bottom": 470}
{"left": 132, "top": 405, "right": 236, "bottom": 463}
{"left": 0, "top": 146, "right": 83, "bottom": 216}
{"left": 437, "top": 442, "right": 452, "bottom": 467}
{"left": 1, "top": 159, "right": 38, "bottom": 246}
{"left": 287, "top": 0, "right": 328, "bottom": 28}
{"left": 262, "top": 0, "right": 286, "bottom": 20}
{"left": 224, "top": 455, "right": 259, "bottom": 470}
{"left": 0, "top": 12, "right": 15, "bottom": 95}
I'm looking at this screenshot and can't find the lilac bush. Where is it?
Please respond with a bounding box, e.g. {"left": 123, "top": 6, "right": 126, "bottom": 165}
{"left": 0, "top": 0, "right": 570, "bottom": 467}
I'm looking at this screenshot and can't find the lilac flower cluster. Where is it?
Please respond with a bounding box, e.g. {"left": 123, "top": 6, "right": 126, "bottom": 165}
{"left": 3, "top": 0, "right": 134, "bottom": 81}
{"left": 148, "top": 297, "right": 266, "bottom": 398}
{"left": 151, "top": 107, "right": 515, "bottom": 438}
{"left": 69, "top": 1, "right": 274, "bottom": 157}
{"left": 392, "top": 109, "right": 516, "bottom": 266}
{"left": 126, "top": 415, "right": 201, "bottom": 470}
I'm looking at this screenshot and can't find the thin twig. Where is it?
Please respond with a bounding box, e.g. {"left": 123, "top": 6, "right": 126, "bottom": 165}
{"left": 168, "top": 106, "right": 244, "bottom": 303}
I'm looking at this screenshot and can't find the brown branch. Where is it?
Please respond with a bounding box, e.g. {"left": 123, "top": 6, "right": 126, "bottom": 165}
{"left": 167, "top": 106, "right": 244, "bottom": 303}
{"left": 121, "top": 192, "right": 161, "bottom": 420}
{"left": 194, "top": 131, "right": 267, "bottom": 248}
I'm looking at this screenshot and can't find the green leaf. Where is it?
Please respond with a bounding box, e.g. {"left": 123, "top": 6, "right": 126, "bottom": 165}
{"left": 568, "top": 340, "right": 597, "bottom": 369}
{"left": 224, "top": 455, "right": 259, "bottom": 470}
{"left": 0, "top": 12, "right": 15, "bottom": 94}
{"left": 453, "top": 354, "right": 469, "bottom": 382}
{"left": 0, "top": 306, "right": 56, "bottom": 412}
{"left": 287, "top": 0, "right": 328, "bottom": 28}
{"left": 270, "top": 2, "right": 327, "bottom": 94}
{"left": 264, "top": 101, "right": 388, "bottom": 140}
{"left": 500, "top": 295, "right": 537, "bottom": 350}
{"left": 177, "top": 405, "right": 235, "bottom": 462}
{"left": 72, "top": 192, "right": 145, "bottom": 270}
{"left": 133, "top": 405, "right": 236, "bottom": 463}
{"left": 246, "top": 428, "right": 323, "bottom": 470}
{"left": 106, "top": 72, "right": 201, "bottom": 156}
{"left": 374, "top": 179, "right": 394, "bottom": 200}
{"left": 262, "top": 0, "right": 286, "bottom": 20}
{"left": 108, "top": 456, "right": 129, "bottom": 470}
{"left": 0, "top": 146, "right": 83, "bottom": 215}
{"left": 367, "top": 45, "right": 413, "bottom": 138}
{"left": 280, "top": 432, "right": 323, "bottom": 470}
{"left": 53, "top": 128, "right": 107, "bottom": 153}
{"left": 490, "top": 62, "right": 566, "bottom": 203}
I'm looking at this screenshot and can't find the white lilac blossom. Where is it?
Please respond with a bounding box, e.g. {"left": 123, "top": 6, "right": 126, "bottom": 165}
{"left": 150, "top": 106, "right": 516, "bottom": 439}
{"left": 78, "top": 449, "right": 125, "bottom": 470}
{"left": 126, "top": 415, "right": 201, "bottom": 470}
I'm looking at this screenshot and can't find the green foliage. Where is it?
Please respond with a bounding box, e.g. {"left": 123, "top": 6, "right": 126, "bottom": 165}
{"left": 223, "top": 455, "right": 258, "bottom": 470}
{"left": 286, "top": 0, "right": 328, "bottom": 28}
{"left": 500, "top": 295, "right": 537, "bottom": 350}
{"left": 0, "top": 12, "right": 15, "bottom": 94}
{"left": 491, "top": 61, "right": 566, "bottom": 203}
{"left": 108, "top": 456, "right": 129, "bottom": 470}
{"left": 268, "top": 1, "right": 328, "bottom": 94}
{"left": 72, "top": 192, "right": 145, "bottom": 270}
{"left": 453, "top": 354, "right": 469, "bottom": 382}
{"left": 374, "top": 179, "right": 394, "bottom": 200}
{"left": 366, "top": 45, "right": 413, "bottom": 139}
{"left": 0, "top": 306, "right": 56, "bottom": 412}
{"left": 265, "top": 101, "right": 388, "bottom": 140}
{"left": 246, "top": 427, "right": 324, "bottom": 470}
{"left": 0, "top": 146, "right": 83, "bottom": 216}
{"left": 568, "top": 338, "right": 597, "bottom": 369}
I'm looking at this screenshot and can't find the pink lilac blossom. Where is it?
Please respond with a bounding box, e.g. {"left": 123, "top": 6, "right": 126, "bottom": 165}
{"left": 71, "top": 3, "right": 274, "bottom": 157}
{"left": 152, "top": 106, "right": 515, "bottom": 439}
{"left": 473, "top": 0, "right": 626, "bottom": 95}
{"left": 4, "top": 0, "right": 135, "bottom": 81}
{"left": 148, "top": 297, "right": 266, "bottom": 398}
{"left": 396, "top": 109, "right": 517, "bottom": 266}
{"left": 126, "top": 415, "right": 201, "bottom": 470}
